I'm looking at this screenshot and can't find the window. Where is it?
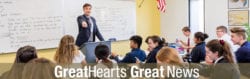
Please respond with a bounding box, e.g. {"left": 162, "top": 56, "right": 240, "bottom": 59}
{"left": 189, "top": 0, "right": 205, "bottom": 33}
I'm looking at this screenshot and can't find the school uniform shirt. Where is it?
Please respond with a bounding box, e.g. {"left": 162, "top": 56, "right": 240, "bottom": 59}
{"left": 72, "top": 51, "right": 86, "bottom": 63}
{"left": 190, "top": 42, "right": 206, "bottom": 63}
{"left": 145, "top": 45, "right": 163, "bottom": 63}
{"left": 210, "top": 56, "right": 240, "bottom": 79}
{"left": 114, "top": 48, "right": 146, "bottom": 63}
{"left": 235, "top": 41, "right": 250, "bottom": 63}
{"left": 181, "top": 34, "right": 194, "bottom": 53}
{"left": 218, "top": 34, "right": 239, "bottom": 53}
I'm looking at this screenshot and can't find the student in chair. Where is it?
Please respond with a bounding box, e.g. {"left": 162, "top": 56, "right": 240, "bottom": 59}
{"left": 111, "top": 35, "right": 146, "bottom": 63}
{"left": 190, "top": 32, "right": 208, "bottom": 63}
{"left": 230, "top": 27, "right": 250, "bottom": 63}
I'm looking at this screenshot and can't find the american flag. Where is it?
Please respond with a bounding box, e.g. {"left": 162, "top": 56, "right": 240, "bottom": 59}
{"left": 157, "top": 0, "right": 166, "bottom": 12}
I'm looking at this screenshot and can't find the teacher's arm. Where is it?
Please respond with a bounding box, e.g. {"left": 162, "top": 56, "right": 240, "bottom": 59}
{"left": 77, "top": 16, "right": 88, "bottom": 28}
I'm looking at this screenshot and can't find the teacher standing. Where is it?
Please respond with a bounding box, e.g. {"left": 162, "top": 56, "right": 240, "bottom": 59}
{"left": 76, "top": 3, "right": 104, "bottom": 47}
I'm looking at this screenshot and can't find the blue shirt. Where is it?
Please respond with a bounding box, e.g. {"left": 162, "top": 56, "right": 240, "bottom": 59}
{"left": 114, "top": 48, "right": 146, "bottom": 63}
{"left": 146, "top": 45, "right": 163, "bottom": 63}
{"left": 191, "top": 42, "right": 206, "bottom": 63}
{"left": 235, "top": 41, "right": 250, "bottom": 63}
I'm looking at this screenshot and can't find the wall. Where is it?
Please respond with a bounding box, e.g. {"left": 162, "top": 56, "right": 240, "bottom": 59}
{"left": 161, "top": 0, "right": 189, "bottom": 43}
{"left": 0, "top": 0, "right": 161, "bottom": 63}
{"left": 112, "top": 0, "right": 161, "bottom": 55}
{"left": 205, "top": 0, "right": 228, "bottom": 41}
{"left": 161, "top": 0, "right": 229, "bottom": 42}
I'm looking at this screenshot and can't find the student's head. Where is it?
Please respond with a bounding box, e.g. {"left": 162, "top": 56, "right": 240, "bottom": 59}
{"left": 216, "top": 25, "right": 228, "bottom": 38}
{"left": 182, "top": 26, "right": 191, "bottom": 37}
{"left": 15, "top": 45, "right": 37, "bottom": 63}
{"left": 145, "top": 35, "right": 165, "bottom": 50}
{"left": 230, "top": 27, "right": 247, "bottom": 45}
{"left": 129, "top": 35, "right": 143, "bottom": 49}
{"left": 232, "top": 0, "right": 239, "bottom": 2}
{"left": 4, "top": 45, "right": 37, "bottom": 79}
{"left": 54, "top": 35, "right": 78, "bottom": 64}
{"left": 83, "top": 3, "right": 92, "bottom": 16}
{"left": 22, "top": 58, "right": 58, "bottom": 79}
{"left": 156, "top": 47, "right": 183, "bottom": 65}
{"left": 194, "top": 32, "right": 209, "bottom": 44}
{"left": 206, "top": 39, "right": 235, "bottom": 63}
{"left": 95, "top": 44, "right": 110, "bottom": 60}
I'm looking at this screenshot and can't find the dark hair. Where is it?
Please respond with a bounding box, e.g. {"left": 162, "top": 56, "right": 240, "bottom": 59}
{"left": 22, "top": 58, "right": 58, "bottom": 79}
{"left": 230, "top": 27, "right": 247, "bottom": 39}
{"left": 95, "top": 44, "right": 110, "bottom": 60}
{"left": 129, "top": 35, "right": 143, "bottom": 48}
{"left": 216, "top": 25, "right": 228, "bottom": 33}
{"left": 206, "top": 39, "right": 235, "bottom": 63}
{"left": 83, "top": 3, "right": 92, "bottom": 8}
{"left": 145, "top": 35, "right": 166, "bottom": 46}
{"left": 194, "top": 32, "right": 209, "bottom": 41}
{"left": 15, "top": 45, "right": 38, "bottom": 63}
{"left": 182, "top": 26, "right": 191, "bottom": 32}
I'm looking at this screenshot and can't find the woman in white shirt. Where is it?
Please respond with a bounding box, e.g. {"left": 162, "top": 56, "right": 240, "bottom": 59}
{"left": 54, "top": 35, "right": 86, "bottom": 65}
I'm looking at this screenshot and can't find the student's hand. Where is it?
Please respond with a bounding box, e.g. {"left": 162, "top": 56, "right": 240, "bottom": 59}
{"left": 111, "top": 52, "right": 118, "bottom": 57}
{"left": 179, "top": 40, "right": 188, "bottom": 46}
{"left": 178, "top": 39, "right": 182, "bottom": 43}
{"left": 82, "top": 21, "right": 87, "bottom": 28}
{"left": 180, "top": 40, "right": 184, "bottom": 42}
{"left": 205, "top": 56, "right": 213, "bottom": 65}
{"left": 135, "top": 57, "right": 141, "bottom": 64}
{"left": 188, "top": 46, "right": 194, "bottom": 49}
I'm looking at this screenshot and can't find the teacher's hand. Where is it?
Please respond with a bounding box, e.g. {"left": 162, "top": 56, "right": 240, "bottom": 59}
{"left": 82, "top": 21, "right": 87, "bottom": 28}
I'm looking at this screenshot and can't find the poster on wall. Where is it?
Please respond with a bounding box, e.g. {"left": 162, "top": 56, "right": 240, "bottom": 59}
{"left": 229, "top": 0, "right": 249, "bottom": 9}
{"left": 228, "top": 10, "right": 249, "bottom": 26}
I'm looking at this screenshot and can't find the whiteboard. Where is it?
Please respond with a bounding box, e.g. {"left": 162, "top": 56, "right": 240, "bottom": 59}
{"left": 0, "top": 0, "right": 136, "bottom": 53}
{"left": 0, "top": 0, "right": 64, "bottom": 53}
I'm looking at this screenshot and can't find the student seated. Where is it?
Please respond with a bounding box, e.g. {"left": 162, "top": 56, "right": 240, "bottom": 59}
{"left": 95, "top": 44, "right": 117, "bottom": 67}
{"left": 205, "top": 39, "right": 240, "bottom": 79}
{"left": 190, "top": 32, "right": 208, "bottom": 63}
{"left": 15, "top": 45, "right": 38, "bottom": 63}
{"left": 94, "top": 44, "right": 120, "bottom": 79}
{"left": 216, "top": 25, "right": 239, "bottom": 53}
{"left": 111, "top": 35, "right": 146, "bottom": 63}
{"left": 180, "top": 26, "right": 194, "bottom": 53}
{"left": 0, "top": 45, "right": 38, "bottom": 79}
{"left": 22, "top": 58, "right": 60, "bottom": 79}
{"left": 156, "top": 47, "right": 187, "bottom": 78}
{"left": 156, "top": 47, "right": 183, "bottom": 65}
{"left": 54, "top": 35, "right": 86, "bottom": 65}
{"left": 230, "top": 27, "right": 250, "bottom": 63}
{"left": 230, "top": 27, "right": 250, "bottom": 77}
{"left": 145, "top": 35, "right": 165, "bottom": 63}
